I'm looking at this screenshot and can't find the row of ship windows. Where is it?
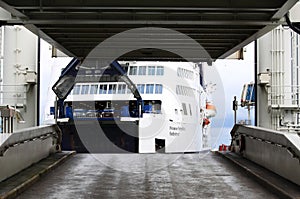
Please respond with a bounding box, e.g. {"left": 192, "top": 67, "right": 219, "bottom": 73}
{"left": 176, "top": 85, "right": 195, "bottom": 97}
{"left": 126, "top": 66, "right": 164, "bottom": 76}
{"left": 175, "top": 103, "right": 193, "bottom": 116}
{"left": 295, "top": 33, "right": 299, "bottom": 66}
{"left": 177, "top": 68, "right": 194, "bottom": 79}
{"left": 71, "top": 83, "right": 163, "bottom": 95}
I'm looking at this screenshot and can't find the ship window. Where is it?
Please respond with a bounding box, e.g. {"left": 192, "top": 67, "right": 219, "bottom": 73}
{"left": 73, "top": 85, "right": 81, "bottom": 95}
{"left": 176, "top": 85, "right": 195, "bottom": 97}
{"left": 179, "top": 86, "right": 183, "bottom": 95}
{"left": 189, "top": 71, "right": 192, "bottom": 79}
{"left": 90, "top": 85, "right": 98, "bottom": 94}
{"left": 189, "top": 104, "right": 192, "bottom": 116}
{"left": 184, "top": 87, "right": 187, "bottom": 96}
{"left": 148, "top": 66, "right": 156, "bottom": 76}
{"left": 123, "top": 66, "right": 129, "bottom": 74}
{"left": 297, "top": 46, "right": 299, "bottom": 66}
{"left": 156, "top": 66, "right": 164, "bottom": 76}
{"left": 99, "top": 84, "right": 107, "bottom": 94}
{"left": 127, "top": 86, "right": 132, "bottom": 94}
{"left": 95, "top": 69, "right": 101, "bottom": 74}
{"left": 137, "top": 84, "right": 145, "bottom": 94}
{"left": 177, "top": 68, "right": 181, "bottom": 77}
{"left": 297, "top": 35, "right": 299, "bottom": 66}
{"left": 144, "top": 100, "right": 162, "bottom": 114}
{"left": 185, "top": 87, "right": 188, "bottom": 96}
{"left": 138, "top": 66, "right": 147, "bottom": 75}
{"left": 146, "top": 84, "right": 154, "bottom": 94}
{"left": 155, "top": 84, "right": 163, "bottom": 94}
{"left": 81, "top": 85, "right": 89, "bottom": 95}
{"left": 180, "top": 87, "right": 184, "bottom": 95}
{"left": 108, "top": 84, "right": 117, "bottom": 94}
{"left": 182, "top": 103, "right": 188, "bottom": 115}
{"left": 117, "top": 84, "right": 126, "bottom": 94}
{"left": 129, "top": 66, "right": 137, "bottom": 75}
{"left": 85, "top": 70, "right": 92, "bottom": 75}
{"left": 177, "top": 68, "right": 193, "bottom": 79}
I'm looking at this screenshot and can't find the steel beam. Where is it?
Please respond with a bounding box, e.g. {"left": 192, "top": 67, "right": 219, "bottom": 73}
{"left": 9, "top": 19, "right": 277, "bottom": 26}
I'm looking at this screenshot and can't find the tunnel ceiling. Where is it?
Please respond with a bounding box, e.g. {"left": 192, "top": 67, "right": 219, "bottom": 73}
{"left": 0, "top": 0, "right": 297, "bottom": 61}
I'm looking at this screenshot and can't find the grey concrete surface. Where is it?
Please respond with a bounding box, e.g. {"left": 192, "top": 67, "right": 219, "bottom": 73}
{"left": 16, "top": 152, "right": 279, "bottom": 199}
{"left": 0, "top": 151, "right": 75, "bottom": 199}
{"left": 218, "top": 151, "right": 300, "bottom": 198}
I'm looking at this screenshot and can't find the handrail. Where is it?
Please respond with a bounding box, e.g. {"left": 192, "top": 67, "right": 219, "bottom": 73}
{"left": 231, "top": 124, "right": 300, "bottom": 162}
{"left": 0, "top": 124, "right": 62, "bottom": 156}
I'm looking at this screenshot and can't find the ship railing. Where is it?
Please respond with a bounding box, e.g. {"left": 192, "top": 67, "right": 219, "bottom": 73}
{"left": 268, "top": 85, "right": 300, "bottom": 109}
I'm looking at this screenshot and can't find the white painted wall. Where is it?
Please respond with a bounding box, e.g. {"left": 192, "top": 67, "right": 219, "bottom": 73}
{"left": 2, "top": 26, "right": 37, "bottom": 130}
{"left": 258, "top": 26, "right": 300, "bottom": 131}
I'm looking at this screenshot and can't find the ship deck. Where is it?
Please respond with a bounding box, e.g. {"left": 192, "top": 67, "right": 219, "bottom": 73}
{"left": 2, "top": 152, "right": 299, "bottom": 198}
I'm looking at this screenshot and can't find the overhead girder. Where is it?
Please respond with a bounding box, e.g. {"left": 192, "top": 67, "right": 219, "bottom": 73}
{"left": 0, "top": 0, "right": 297, "bottom": 61}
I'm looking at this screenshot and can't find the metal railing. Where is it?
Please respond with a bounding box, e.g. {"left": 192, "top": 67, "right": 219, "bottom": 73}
{"left": 268, "top": 85, "right": 300, "bottom": 108}
{"left": 0, "top": 84, "right": 27, "bottom": 105}
{"left": 0, "top": 124, "right": 62, "bottom": 156}
{"left": 231, "top": 124, "right": 300, "bottom": 163}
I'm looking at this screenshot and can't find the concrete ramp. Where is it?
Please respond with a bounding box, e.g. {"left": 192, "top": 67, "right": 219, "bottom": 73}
{"left": 231, "top": 124, "right": 300, "bottom": 186}
{"left": 0, "top": 125, "right": 61, "bottom": 182}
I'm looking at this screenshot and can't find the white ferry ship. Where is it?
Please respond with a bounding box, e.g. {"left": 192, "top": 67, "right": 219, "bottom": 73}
{"left": 62, "top": 61, "right": 216, "bottom": 153}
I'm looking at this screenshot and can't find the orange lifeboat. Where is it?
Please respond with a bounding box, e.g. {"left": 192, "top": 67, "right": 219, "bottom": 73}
{"left": 205, "top": 102, "right": 216, "bottom": 118}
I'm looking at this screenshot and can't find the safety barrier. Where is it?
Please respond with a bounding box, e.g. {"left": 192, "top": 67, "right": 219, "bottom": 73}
{"left": 231, "top": 124, "right": 300, "bottom": 186}
{"left": 0, "top": 125, "right": 62, "bottom": 182}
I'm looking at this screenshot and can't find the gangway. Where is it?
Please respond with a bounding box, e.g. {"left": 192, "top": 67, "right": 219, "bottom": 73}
{"left": 1, "top": 151, "right": 300, "bottom": 198}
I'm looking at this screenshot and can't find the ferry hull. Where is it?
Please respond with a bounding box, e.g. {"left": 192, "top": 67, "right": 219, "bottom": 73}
{"left": 59, "top": 120, "right": 139, "bottom": 153}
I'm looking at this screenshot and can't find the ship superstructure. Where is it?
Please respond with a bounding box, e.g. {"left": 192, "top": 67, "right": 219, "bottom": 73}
{"left": 62, "top": 61, "right": 214, "bottom": 153}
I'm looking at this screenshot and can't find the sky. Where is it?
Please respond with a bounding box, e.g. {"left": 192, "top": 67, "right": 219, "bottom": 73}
{"left": 39, "top": 40, "right": 72, "bottom": 124}
{"left": 211, "top": 42, "right": 255, "bottom": 146}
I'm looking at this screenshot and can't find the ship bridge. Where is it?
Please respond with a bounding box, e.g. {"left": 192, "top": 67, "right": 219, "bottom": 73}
{"left": 0, "top": 0, "right": 297, "bottom": 61}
